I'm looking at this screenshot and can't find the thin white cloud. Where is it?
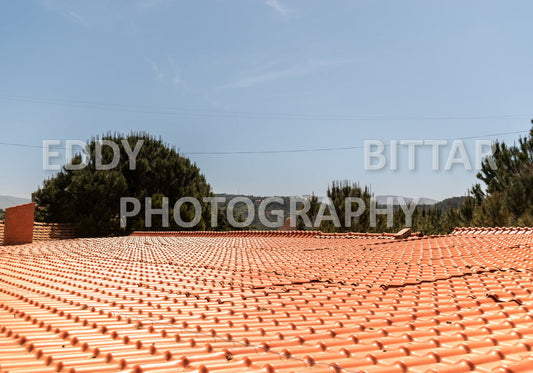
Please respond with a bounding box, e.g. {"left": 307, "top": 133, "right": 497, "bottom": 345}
{"left": 41, "top": 1, "right": 88, "bottom": 27}
{"left": 65, "top": 10, "right": 88, "bottom": 27}
{"left": 147, "top": 58, "right": 186, "bottom": 87}
{"left": 170, "top": 59, "right": 184, "bottom": 87}
{"left": 222, "top": 58, "right": 349, "bottom": 89}
{"left": 265, "top": 0, "right": 289, "bottom": 16}
{"left": 149, "top": 60, "right": 164, "bottom": 80}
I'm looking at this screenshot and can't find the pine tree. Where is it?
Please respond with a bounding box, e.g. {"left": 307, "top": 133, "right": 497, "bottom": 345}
{"left": 33, "top": 132, "right": 215, "bottom": 237}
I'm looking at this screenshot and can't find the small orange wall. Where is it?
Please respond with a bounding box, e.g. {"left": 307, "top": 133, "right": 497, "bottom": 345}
{"left": 4, "top": 202, "right": 35, "bottom": 245}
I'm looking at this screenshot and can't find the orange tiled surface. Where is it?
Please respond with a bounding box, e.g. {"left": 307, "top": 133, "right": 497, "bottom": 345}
{"left": 453, "top": 227, "right": 533, "bottom": 236}
{"left": 0, "top": 221, "right": 75, "bottom": 246}
{"left": 0, "top": 232, "right": 532, "bottom": 372}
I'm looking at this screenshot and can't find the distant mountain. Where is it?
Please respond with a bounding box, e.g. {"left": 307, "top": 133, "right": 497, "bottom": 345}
{"left": 434, "top": 196, "right": 467, "bottom": 213}
{"left": 0, "top": 195, "right": 31, "bottom": 209}
{"left": 375, "top": 195, "right": 437, "bottom": 206}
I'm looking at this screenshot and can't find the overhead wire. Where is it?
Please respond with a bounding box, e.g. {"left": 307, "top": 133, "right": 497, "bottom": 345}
{"left": 184, "top": 130, "right": 529, "bottom": 155}
{"left": 0, "top": 93, "right": 530, "bottom": 155}
{"left": 0, "top": 93, "right": 530, "bottom": 121}
{"left": 0, "top": 130, "right": 529, "bottom": 155}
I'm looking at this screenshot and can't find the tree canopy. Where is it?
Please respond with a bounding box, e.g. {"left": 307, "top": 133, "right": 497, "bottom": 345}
{"left": 298, "top": 126, "right": 533, "bottom": 234}
{"left": 33, "top": 132, "right": 213, "bottom": 237}
{"left": 468, "top": 126, "right": 533, "bottom": 227}
{"left": 32, "top": 126, "right": 533, "bottom": 237}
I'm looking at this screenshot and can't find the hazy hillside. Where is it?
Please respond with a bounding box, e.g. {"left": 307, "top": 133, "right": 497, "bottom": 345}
{"left": 215, "top": 193, "right": 454, "bottom": 230}
{"left": 215, "top": 193, "right": 293, "bottom": 230}
{"left": 434, "top": 196, "right": 467, "bottom": 213}
{"left": 375, "top": 195, "right": 437, "bottom": 205}
{"left": 0, "top": 195, "right": 31, "bottom": 209}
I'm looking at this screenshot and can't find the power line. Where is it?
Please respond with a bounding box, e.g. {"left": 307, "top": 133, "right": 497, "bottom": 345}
{"left": 0, "top": 93, "right": 530, "bottom": 121}
{"left": 0, "top": 142, "right": 45, "bottom": 149}
{"left": 0, "top": 130, "right": 529, "bottom": 155}
{"left": 184, "top": 130, "right": 530, "bottom": 155}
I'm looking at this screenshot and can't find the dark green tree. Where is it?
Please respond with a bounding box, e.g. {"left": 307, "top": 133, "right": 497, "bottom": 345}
{"left": 33, "top": 132, "right": 215, "bottom": 237}
{"left": 470, "top": 126, "right": 533, "bottom": 226}
{"left": 296, "top": 193, "right": 321, "bottom": 230}
{"left": 321, "top": 180, "right": 373, "bottom": 232}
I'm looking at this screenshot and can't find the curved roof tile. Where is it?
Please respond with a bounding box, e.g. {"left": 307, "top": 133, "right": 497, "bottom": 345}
{"left": 0, "top": 232, "right": 532, "bottom": 372}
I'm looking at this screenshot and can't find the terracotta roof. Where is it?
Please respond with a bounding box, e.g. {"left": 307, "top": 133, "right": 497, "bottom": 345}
{"left": 0, "top": 232, "right": 532, "bottom": 372}
{"left": 131, "top": 230, "right": 320, "bottom": 238}
{"left": 131, "top": 230, "right": 424, "bottom": 240}
{"left": 452, "top": 227, "right": 533, "bottom": 235}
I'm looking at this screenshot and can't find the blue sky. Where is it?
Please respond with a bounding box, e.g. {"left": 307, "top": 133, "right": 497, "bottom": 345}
{"left": 1, "top": 0, "right": 532, "bottom": 201}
